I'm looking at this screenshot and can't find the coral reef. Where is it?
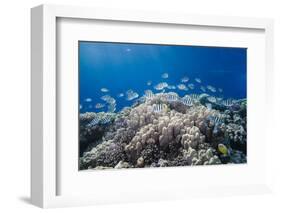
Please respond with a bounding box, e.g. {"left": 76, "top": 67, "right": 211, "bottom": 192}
{"left": 79, "top": 92, "right": 247, "bottom": 170}
{"left": 79, "top": 112, "right": 116, "bottom": 156}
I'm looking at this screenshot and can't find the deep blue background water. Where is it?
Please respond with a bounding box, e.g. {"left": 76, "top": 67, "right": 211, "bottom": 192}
{"left": 79, "top": 41, "right": 246, "bottom": 113}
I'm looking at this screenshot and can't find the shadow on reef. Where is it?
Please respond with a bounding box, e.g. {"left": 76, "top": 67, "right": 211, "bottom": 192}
{"left": 79, "top": 92, "right": 247, "bottom": 170}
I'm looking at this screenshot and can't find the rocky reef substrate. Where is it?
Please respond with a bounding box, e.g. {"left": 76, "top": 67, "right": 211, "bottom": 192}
{"left": 79, "top": 93, "right": 247, "bottom": 170}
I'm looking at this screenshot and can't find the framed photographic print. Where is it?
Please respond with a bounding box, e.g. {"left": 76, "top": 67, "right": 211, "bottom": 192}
{"left": 78, "top": 41, "right": 247, "bottom": 171}
{"left": 31, "top": 4, "right": 274, "bottom": 208}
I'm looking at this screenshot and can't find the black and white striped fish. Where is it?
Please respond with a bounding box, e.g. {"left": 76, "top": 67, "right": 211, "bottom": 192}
{"left": 88, "top": 115, "right": 113, "bottom": 127}
{"left": 208, "top": 114, "right": 224, "bottom": 134}
{"left": 144, "top": 90, "right": 154, "bottom": 100}
{"left": 99, "top": 116, "right": 112, "bottom": 125}
{"left": 107, "top": 103, "right": 116, "bottom": 113}
{"left": 213, "top": 115, "right": 223, "bottom": 124}
{"left": 181, "top": 95, "right": 193, "bottom": 106}
{"left": 152, "top": 104, "right": 167, "bottom": 113}
{"left": 166, "top": 92, "right": 179, "bottom": 102}
{"left": 190, "top": 94, "right": 200, "bottom": 101}
{"left": 222, "top": 99, "right": 235, "bottom": 107}
{"left": 88, "top": 117, "right": 100, "bottom": 126}
{"left": 206, "top": 114, "right": 224, "bottom": 127}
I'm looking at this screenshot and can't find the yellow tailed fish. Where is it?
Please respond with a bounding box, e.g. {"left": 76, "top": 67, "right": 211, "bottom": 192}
{"left": 218, "top": 143, "right": 228, "bottom": 155}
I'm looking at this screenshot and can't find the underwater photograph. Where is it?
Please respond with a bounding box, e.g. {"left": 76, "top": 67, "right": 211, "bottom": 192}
{"left": 79, "top": 41, "right": 247, "bottom": 170}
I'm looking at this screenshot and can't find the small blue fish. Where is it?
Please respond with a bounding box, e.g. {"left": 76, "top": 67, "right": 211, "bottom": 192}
{"left": 200, "top": 86, "right": 206, "bottom": 92}
{"left": 167, "top": 85, "right": 176, "bottom": 90}
{"left": 126, "top": 89, "right": 139, "bottom": 101}
{"left": 195, "top": 78, "right": 202, "bottom": 83}
{"left": 154, "top": 82, "right": 168, "bottom": 90}
{"left": 161, "top": 73, "right": 169, "bottom": 79}
{"left": 181, "top": 76, "right": 189, "bottom": 83}
{"left": 85, "top": 98, "right": 92, "bottom": 102}
{"left": 177, "top": 84, "right": 187, "bottom": 90}
{"left": 188, "top": 83, "right": 195, "bottom": 90}
{"left": 207, "top": 85, "right": 216, "bottom": 93}
{"left": 95, "top": 103, "right": 105, "bottom": 109}
{"left": 117, "top": 93, "right": 124, "bottom": 98}
{"left": 101, "top": 95, "right": 116, "bottom": 105}
{"left": 101, "top": 95, "right": 111, "bottom": 101}
{"left": 101, "top": 88, "right": 109, "bottom": 93}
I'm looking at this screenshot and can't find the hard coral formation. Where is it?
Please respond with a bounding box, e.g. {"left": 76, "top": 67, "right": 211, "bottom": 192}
{"left": 79, "top": 92, "right": 247, "bottom": 170}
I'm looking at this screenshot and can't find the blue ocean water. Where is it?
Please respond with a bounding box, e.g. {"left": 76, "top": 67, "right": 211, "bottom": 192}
{"left": 79, "top": 41, "right": 246, "bottom": 113}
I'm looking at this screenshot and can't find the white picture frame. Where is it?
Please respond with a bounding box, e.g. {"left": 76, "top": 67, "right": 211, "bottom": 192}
{"left": 31, "top": 4, "right": 274, "bottom": 208}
